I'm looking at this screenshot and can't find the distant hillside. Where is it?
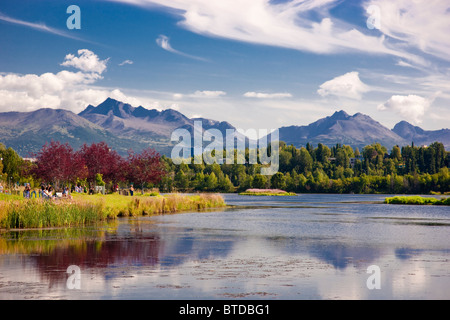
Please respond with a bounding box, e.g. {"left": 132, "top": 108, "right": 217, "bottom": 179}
{"left": 392, "top": 121, "right": 450, "bottom": 149}
{"left": 0, "top": 98, "right": 246, "bottom": 157}
{"left": 0, "top": 108, "right": 152, "bottom": 156}
{"left": 78, "top": 98, "right": 247, "bottom": 147}
{"left": 0, "top": 100, "right": 448, "bottom": 157}
{"left": 265, "top": 110, "right": 408, "bottom": 150}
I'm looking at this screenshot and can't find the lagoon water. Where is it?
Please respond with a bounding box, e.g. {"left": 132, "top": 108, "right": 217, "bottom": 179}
{"left": 0, "top": 194, "right": 449, "bottom": 300}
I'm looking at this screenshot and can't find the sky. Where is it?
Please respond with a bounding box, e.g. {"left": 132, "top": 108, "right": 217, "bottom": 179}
{"left": 0, "top": 0, "right": 449, "bottom": 131}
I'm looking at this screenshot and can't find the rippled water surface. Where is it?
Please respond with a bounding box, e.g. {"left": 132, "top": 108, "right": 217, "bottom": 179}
{"left": 0, "top": 194, "right": 449, "bottom": 299}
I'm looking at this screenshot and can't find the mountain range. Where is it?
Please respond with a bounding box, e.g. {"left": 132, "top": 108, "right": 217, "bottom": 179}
{"left": 271, "top": 110, "right": 450, "bottom": 151}
{"left": 0, "top": 98, "right": 448, "bottom": 157}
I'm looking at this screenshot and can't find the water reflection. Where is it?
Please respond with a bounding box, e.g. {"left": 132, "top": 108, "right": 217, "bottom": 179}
{"left": 0, "top": 194, "right": 449, "bottom": 299}
{"left": 307, "top": 243, "right": 382, "bottom": 270}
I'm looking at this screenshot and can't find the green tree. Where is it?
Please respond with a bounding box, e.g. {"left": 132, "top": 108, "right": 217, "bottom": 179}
{"left": 239, "top": 174, "right": 253, "bottom": 192}
{"left": 315, "top": 143, "right": 331, "bottom": 163}
{"left": 253, "top": 174, "right": 268, "bottom": 189}
{"left": 175, "top": 170, "right": 190, "bottom": 190}
{"left": 95, "top": 173, "right": 105, "bottom": 186}
{"left": 218, "top": 174, "right": 234, "bottom": 192}
{"left": 424, "top": 147, "right": 436, "bottom": 174}
{"left": 296, "top": 147, "right": 313, "bottom": 174}
{"left": 231, "top": 164, "right": 246, "bottom": 186}
{"left": 271, "top": 172, "right": 286, "bottom": 190}
{"left": 193, "top": 172, "right": 205, "bottom": 191}
{"left": 0, "top": 146, "right": 23, "bottom": 183}
{"left": 391, "top": 145, "right": 402, "bottom": 162}
{"left": 335, "top": 149, "right": 349, "bottom": 168}
{"left": 430, "top": 142, "right": 446, "bottom": 171}
{"left": 205, "top": 172, "right": 218, "bottom": 191}
{"left": 279, "top": 150, "right": 292, "bottom": 172}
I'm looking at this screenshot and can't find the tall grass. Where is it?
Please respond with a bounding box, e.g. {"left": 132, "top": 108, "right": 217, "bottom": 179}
{"left": 82, "top": 193, "right": 226, "bottom": 217}
{"left": 0, "top": 193, "right": 226, "bottom": 229}
{"left": 384, "top": 196, "right": 450, "bottom": 205}
{"left": 0, "top": 198, "right": 105, "bottom": 229}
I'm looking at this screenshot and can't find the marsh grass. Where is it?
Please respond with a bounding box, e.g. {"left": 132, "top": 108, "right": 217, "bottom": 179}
{"left": 0, "top": 193, "right": 226, "bottom": 229}
{"left": 384, "top": 196, "right": 450, "bottom": 206}
{"left": 0, "top": 198, "right": 105, "bottom": 229}
{"left": 79, "top": 193, "right": 226, "bottom": 217}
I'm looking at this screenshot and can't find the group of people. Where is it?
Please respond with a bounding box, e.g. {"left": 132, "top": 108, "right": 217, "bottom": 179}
{"left": 24, "top": 183, "right": 31, "bottom": 198}
{"left": 40, "top": 183, "right": 54, "bottom": 198}
{"left": 16, "top": 182, "right": 137, "bottom": 198}
{"left": 73, "top": 185, "right": 85, "bottom": 193}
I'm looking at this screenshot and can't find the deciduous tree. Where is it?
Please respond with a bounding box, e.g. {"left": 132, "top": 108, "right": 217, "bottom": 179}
{"left": 126, "top": 148, "right": 166, "bottom": 194}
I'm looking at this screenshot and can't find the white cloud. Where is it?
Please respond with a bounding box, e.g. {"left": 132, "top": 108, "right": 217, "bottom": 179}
{"left": 61, "top": 49, "right": 109, "bottom": 74}
{"left": 189, "top": 90, "right": 226, "bottom": 98}
{"left": 173, "top": 93, "right": 184, "bottom": 100}
{"left": 317, "top": 71, "right": 370, "bottom": 100}
{"left": 365, "top": 0, "right": 450, "bottom": 62}
{"left": 0, "top": 71, "right": 135, "bottom": 113}
{"left": 109, "top": 0, "right": 424, "bottom": 64}
{"left": 118, "top": 59, "right": 134, "bottom": 66}
{"left": 0, "top": 50, "right": 139, "bottom": 113}
{"left": 377, "top": 94, "right": 434, "bottom": 125}
{"left": 156, "top": 34, "right": 206, "bottom": 61}
{"left": 243, "top": 92, "right": 292, "bottom": 99}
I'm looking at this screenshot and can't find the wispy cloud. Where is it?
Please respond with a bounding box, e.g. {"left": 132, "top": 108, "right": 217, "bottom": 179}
{"left": 173, "top": 90, "right": 226, "bottom": 99}
{"left": 118, "top": 59, "right": 134, "bottom": 66}
{"left": 156, "top": 35, "right": 207, "bottom": 61}
{"left": 110, "top": 0, "right": 426, "bottom": 65}
{"left": 365, "top": 0, "right": 450, "bottom": 62}
{"left": 0, "top": 11, "right": 86, "bottom": 42}
{"left": 243, "top": 92, "right": 292, "bottom": 99}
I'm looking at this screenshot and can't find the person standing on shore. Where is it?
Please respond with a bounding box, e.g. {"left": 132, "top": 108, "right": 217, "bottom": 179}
{"left": 130, "top": 185, "right": 134, "bottom": 196}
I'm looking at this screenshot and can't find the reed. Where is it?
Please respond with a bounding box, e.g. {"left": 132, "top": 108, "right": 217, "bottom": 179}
{"left": 0, "top": 198, "right": 105, "bottom": 229}
{"left": 0, "top": 193, "right": 226, "bottom": 229}
{"left": 102, "top": 193, "right": 226, "bottom": 217}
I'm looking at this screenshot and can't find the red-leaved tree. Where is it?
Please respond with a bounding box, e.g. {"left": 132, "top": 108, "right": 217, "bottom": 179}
{"left": 32, "top": 140, "right": 87, "bottom": 189}
{"left": 126, "top": 148, "right": 166, "bottom": 194}
{"left": 79, "top": 142, "right": 125, "bottom": 187}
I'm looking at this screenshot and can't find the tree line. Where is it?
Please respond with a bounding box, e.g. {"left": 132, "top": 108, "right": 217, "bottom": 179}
{"left": 158, "top": 141, "right": 449, "bottom": 194}
{"left": 0, "top": 140, "right": 449, "bottom": 194}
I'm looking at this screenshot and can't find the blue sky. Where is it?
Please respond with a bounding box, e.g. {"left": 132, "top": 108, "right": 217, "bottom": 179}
{"left": 0, "top": 0, "right": 449, "bottom": 131}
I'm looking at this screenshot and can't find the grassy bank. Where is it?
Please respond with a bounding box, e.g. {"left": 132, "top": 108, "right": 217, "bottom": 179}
{"left": 0, "top": 193, "right": 226, "bottom": 229}
{"left": 239, "top": 189, "right": 296, "bottom": 196}
{"left": 384, "top": 196, "right": 450, "bottom": 206}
